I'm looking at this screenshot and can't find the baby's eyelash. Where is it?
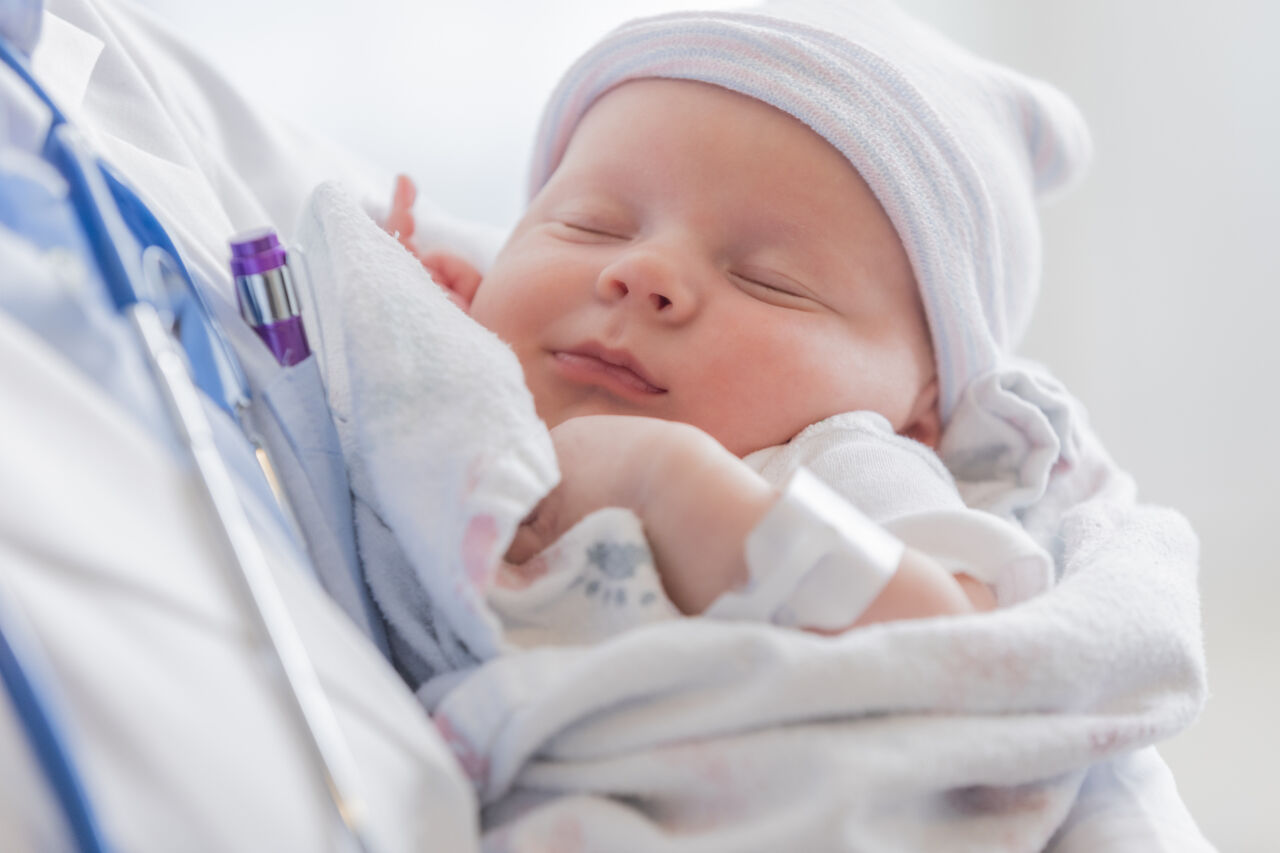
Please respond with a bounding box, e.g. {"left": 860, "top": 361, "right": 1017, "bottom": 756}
{"left": 566, "top": 222, "right": 623, "bottom": 238}
{"left": 553, "top": 219, "right": 631, "bottom": 241}
{"left": 731, "top": 271, "right": 802, "bottom": 298}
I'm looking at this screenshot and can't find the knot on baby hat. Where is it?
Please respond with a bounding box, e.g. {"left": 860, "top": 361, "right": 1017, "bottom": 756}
{"left": 528, "top": 0, "right": 1092, "bottom": 423}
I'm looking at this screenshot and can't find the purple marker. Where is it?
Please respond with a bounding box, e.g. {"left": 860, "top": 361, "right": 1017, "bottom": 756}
{"left": 229, "top": 228, "right": 311, "bottom": 366}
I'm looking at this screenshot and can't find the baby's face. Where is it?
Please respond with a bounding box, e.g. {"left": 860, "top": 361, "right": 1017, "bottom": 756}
{"left": 471, "top": 79, "right": 936, "bottom": 457}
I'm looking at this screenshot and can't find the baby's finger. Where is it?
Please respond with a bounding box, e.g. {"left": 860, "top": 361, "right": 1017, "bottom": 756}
{"left": 393, "top": 173, "right": 417, "bottom": 213}
{"left": 386, "top": 174, "right": 418, "bottom": 240}
{"left": 503, "top": 523, "right": 544, "bottom": 566}
{"left": 503, "top": 497, "right": 562, "bottom": 565}
{"left": 494, "top": 556, "right": 550, "bottom": 591}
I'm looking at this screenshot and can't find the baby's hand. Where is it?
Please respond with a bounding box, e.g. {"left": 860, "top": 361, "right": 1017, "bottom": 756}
{"left": 383, "top": 174, "right": 422, "bottom": 258}
{"left": 505, "top": 416, "right": 664, "bottom": 564}
{"left": 506, "top": 415, "right": 776, "bottom": 614}
{"left": 382, "top": 175, "right": 474, "bottom": 311}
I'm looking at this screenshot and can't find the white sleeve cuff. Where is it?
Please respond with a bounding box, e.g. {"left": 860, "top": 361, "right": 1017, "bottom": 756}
{"left": 705, "top": 468, "right": 904, "bottom": 631}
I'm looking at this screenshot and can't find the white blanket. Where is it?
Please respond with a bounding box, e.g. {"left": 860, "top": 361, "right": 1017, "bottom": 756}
{"left": 295, "top": 181, "right": 557, "bottom": 679}
{"left": 436, "top": 495, "right": 1203, "bottom": 851}
{"left": 298, "top": 184, "right": 1209, "bottom": 850}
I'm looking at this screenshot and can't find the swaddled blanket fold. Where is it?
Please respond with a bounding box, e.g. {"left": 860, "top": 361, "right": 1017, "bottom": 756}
{"left": 296, "top": 181, "right": 559, "bottom": 677}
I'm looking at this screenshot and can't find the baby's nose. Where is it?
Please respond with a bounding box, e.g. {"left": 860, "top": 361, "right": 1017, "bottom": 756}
{"left": 601, "top": 279, "right": 673, "bottom": 312}
{"left": 595, "top": 246, "right": 698, "bottom": 321}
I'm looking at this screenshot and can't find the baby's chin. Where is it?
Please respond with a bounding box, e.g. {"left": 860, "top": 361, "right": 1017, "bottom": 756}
{"left": 531, "top": 390, "right": 807, "bottom": 458}
{"left": 532, "top": 396, "right": 648, "bottom": 431}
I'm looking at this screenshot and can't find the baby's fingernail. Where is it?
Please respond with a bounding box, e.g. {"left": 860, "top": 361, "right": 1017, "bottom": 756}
{"left": 394, "top": 174, "right": 416, "bottom": 205}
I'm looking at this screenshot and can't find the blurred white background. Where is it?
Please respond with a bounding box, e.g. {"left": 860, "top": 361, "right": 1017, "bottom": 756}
{"left": 136, "top": 0, "right": 1278, "bottom": 847}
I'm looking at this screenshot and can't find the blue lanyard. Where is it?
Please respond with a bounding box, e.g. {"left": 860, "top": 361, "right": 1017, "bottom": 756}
{"left": 0, "top": 34, "right": 248, "bottom": 418}
{"left": 0, "top": 598, "right": 111, "bottom": 853}
{"left": 1, "top": 34, "right": 380, "bottom": 853}
{"left": 0, "top": 33, "right": 248, "bottom": 853}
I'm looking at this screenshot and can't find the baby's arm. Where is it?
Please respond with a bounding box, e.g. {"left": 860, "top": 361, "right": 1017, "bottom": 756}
{"left": 846, "top": 547, "right": 994, "bottom": 629}
{"left": 507, "top": 415, "right": 993, "bottom": 628}
{"left": 506, "top": 416, "right": 772, "bottom": 612}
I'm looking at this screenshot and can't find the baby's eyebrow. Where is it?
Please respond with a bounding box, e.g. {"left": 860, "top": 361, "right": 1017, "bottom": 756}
{"left": 550, "top": 186, "right": 649, "bottom": 223}
{"left": 734, "top": 223, "right": 836, "bottom": 273}
{"left": 541, "top": 177, "right": 631, "bottom": 207}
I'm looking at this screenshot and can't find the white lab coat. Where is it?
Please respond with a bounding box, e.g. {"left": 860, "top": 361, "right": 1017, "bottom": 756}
{"left": 0, "top": 0, "right": 480, "bottom": 849}
{"left": 0, "top": 312, "right": 477, "bottom": 851}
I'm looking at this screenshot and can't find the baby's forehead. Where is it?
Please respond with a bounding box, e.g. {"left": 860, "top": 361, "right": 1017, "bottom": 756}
{"left": 565, "top": 79, "right": 815, "bottom": 151}
{"left": 555, "top": 79, "right": 868, "bottom": 197}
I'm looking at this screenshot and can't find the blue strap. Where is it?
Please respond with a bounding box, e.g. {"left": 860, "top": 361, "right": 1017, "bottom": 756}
{"left": 0, "top": 22, "right": 60, "bottom": 120}
{"left": 102, "top": 161, "right": 248, "bottom": 412}
{"left": 1, "top": 35, "right": 247, "bottom": 417}
{"left": 0, "top": 29, "right": 250, "bottom": 852}
{"left": 0, "top": 612, "right": 111, "bottom": 853}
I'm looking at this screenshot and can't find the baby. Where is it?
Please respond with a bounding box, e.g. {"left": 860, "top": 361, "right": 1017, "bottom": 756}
{"left": 376, "top": 0, "right": 1075, "bottom": 643}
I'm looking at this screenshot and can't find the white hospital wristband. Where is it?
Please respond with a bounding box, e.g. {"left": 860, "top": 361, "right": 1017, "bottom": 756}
{"left": 705, "top": 468, "right": 905, "bottom": 630}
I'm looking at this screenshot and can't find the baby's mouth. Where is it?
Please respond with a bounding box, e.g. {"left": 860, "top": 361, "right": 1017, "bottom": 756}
{"left": 551, "top": 344, "right": 667, "bottom": 395}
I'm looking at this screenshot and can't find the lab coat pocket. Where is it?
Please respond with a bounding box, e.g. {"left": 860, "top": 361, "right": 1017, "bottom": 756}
{"left": 248, "top": 354, "right": 388, "bottom": 653}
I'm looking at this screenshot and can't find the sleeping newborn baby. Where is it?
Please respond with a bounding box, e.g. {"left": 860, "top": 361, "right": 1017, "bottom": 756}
{"left": 349, "top": 0, "right": 1080, "bottom": 657}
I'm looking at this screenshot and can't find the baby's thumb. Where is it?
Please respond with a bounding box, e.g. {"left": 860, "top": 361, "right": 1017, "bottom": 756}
{"left": 503, "top": 494, "right": 562, "bottom": 565}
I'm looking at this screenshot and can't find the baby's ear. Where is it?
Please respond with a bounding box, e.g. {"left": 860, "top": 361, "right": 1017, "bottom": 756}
{"left": 420, "top": 250, "right": 483, "bottom": 312}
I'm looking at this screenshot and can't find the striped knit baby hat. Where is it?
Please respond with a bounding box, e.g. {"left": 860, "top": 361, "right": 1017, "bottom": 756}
{"left": 528, "top": 0, "right": 1092, "bottom": 426}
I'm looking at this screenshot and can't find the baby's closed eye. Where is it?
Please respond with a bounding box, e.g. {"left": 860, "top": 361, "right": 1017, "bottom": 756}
{"left": 729, "top": 268, "right": 821, "bottom": 307}
{"left": 555, "top": 220, "right": 631, "bottom": 241}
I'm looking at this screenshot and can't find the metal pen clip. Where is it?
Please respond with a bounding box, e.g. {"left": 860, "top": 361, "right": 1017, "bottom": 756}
{"left": 229, "top": 228, "right": 311, "bottom": 366}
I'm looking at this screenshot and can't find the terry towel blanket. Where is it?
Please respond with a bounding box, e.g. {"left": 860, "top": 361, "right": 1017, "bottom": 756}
{"left": 296, "top": 184, "right": 1208, "bottom": 851}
